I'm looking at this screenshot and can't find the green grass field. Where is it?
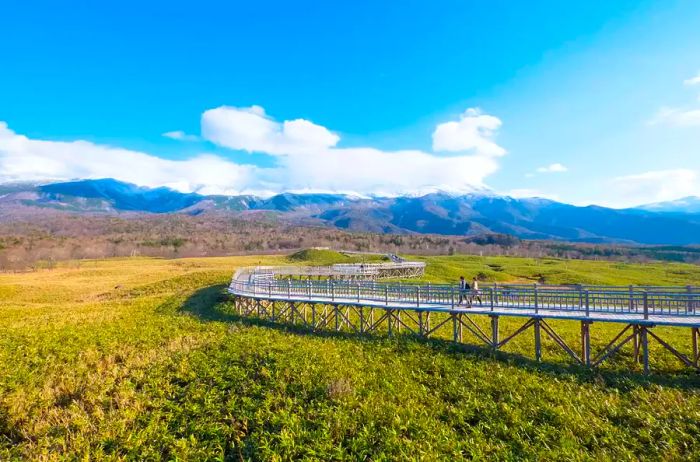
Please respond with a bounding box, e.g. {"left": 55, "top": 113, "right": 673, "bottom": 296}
{"left": 1, "top": 252, "right": 699, "bottom": 460}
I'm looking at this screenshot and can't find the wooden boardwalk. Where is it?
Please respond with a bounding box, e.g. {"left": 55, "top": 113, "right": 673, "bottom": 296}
{"left": 228, "top": 264, "right": 700, "bottom": 374}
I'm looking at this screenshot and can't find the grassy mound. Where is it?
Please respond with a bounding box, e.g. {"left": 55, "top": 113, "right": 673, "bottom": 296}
{"left": 287, "top": 248, "right": 388, "bottom": 266}
{"left": 0, "top": 255, "right": 699, "bottom": 459}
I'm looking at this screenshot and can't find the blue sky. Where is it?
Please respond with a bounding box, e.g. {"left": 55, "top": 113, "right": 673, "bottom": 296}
{"left": 1, "top": 1, "right": 700, "bottom": 206}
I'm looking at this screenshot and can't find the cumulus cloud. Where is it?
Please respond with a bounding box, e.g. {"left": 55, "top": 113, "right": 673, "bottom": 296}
{"left": 649, "top": 74, "right": 700, "bottom": 126}
{"left": 162, "top": 130, "right": 199, "bottom": 141}
{"left": 0, "top": 122, "right": 257, "bottom": 195}
{"left": 683, "top": 72, "right": 700, "bottom": 86}
{"left": 607, "top": 169, "right": 700, "bottom": 207}
{"left": 199, "top": 105, "right": 506, "bottom": 195}
{"left": 201, "top": 106, "right": 340, "bottom": 155}
{"left": 271, "top": 146, "right": 498, "bottom": 196}
{"left": 431, "top": 108, "right": 506, "bottom": 156}
{"left": 536, "top": 163, "right": 568, "bottom": 173}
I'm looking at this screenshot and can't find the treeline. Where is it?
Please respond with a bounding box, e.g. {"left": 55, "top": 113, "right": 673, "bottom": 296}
{"left": 1, "top": 213, "right": 699, "bottom": 271}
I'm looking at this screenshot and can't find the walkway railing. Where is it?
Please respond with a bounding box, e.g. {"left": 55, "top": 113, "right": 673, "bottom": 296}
{"left": 230, "top": 271, "right": 700, "bottom": 321}
{"left": 227, "top": 263, "right": 700, "bottom": 374}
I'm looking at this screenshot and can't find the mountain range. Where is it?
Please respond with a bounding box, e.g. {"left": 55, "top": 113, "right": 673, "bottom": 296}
{"left": 2, "top": 178, "right": 700, "bottom": 245}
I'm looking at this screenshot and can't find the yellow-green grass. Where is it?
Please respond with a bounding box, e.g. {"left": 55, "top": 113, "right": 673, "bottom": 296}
{"left": 0, "top": 254, "right": 698, "bottom": 460}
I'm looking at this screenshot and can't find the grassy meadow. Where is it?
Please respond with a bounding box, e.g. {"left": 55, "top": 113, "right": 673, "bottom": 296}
{"left": 1, "top": 252, "right": 699, "bottom": 460}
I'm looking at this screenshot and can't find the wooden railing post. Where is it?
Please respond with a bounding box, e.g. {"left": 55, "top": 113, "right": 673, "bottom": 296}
{"left": 585, "top": 290, "right": 590, "bottom": 317}
{"left": 643, "top": 291, "right": 649, "bottom": 320}
{"left": 534, "top": 284, "right": 539, "bottom": 314}
{"left": 629, "top": 285, "right": 634, "bottom": 312}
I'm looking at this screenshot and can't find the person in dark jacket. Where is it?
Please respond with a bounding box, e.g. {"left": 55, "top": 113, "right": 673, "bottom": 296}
{"left": 458, "top": 276, "right": 470, "bottom": 305}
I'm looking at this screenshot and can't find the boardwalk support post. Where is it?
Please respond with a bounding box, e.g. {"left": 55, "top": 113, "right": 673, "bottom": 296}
{"left": 633, "top": 325, "right": 640, "bottom": 363}
{"left": 452, "top": 313, "right": 458, "bottom": 343}
{"left": 534, "top": 318, "right": 542, "bottom": 362}
{"left": 581, "top": 321, "right": 591, "bottom": 367}
{"left": 491, "top": 315, "right": 499, "bottom": 352}
{"left": 641, "top": 326, "right": 650, "bottom": 374}
{"left": 334, "top": 304, "right": 340, "bottom": 331}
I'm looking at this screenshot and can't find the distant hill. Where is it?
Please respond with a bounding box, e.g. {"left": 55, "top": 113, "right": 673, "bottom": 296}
{"left": 3, "top": 178, "right": 700, "bottom": 245}
{"left": 319, "top": 193, "right": 700, "bottom": 245}
{"left": 39, "top": 179, "right": 204, "bottom": 213}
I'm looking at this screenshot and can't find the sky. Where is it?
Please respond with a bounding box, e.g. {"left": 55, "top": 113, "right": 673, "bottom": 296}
{"left": 1, "top": 0, "right": 700, "bottom": 207}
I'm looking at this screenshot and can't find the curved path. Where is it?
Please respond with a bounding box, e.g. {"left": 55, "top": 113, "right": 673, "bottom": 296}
{"left": 228, "top": 262, "right": 700, "bottom": 374}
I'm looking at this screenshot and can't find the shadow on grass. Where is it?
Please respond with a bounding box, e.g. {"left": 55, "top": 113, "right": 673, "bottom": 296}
{"left": 181, "top": 284, "right": 700, "bottom": 391}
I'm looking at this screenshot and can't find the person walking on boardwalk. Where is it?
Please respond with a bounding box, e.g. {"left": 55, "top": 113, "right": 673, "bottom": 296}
{"left": 471, "top": 277, "right": 483, "bottom": 305}
{"left": 458, "top": 276, "right": 470, "bottom": 305}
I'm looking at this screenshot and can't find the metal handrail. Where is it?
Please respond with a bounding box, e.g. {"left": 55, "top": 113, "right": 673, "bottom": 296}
{"left": 229, "top": 265, "right": 700, "bottom": 320}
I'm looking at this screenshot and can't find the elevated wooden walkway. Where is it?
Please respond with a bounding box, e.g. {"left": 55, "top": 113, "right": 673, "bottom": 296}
{"left": 228, "top": 264, "right": 700, "bottom": 374}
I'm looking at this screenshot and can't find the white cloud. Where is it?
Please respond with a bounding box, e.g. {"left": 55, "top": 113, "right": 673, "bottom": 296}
{"left": 200, "top": 105, "right": 506, "bottom": 195}
{"left": 606, "top": 169, "right": 700, "bottom": 207}
{"left": 0, "top": 105, "right": 508, "bottom": 197}
{"left": 272, "top": 146, "right": 498, "bottom": 196}
{"left": 683, "top": 72, "right": 700, "bottom": 86}
{"left": 536, "top": 163, "right": 568, "bottom": 173}
{"left": 649, "top": 107, "right": 700, "bottom": 127}
{"left": 649, "top": 74, "right": 700, "bottom": 126}
{"left": 0, "top": 122, "right": 257, "bottom": 195}
{"left": 201, "top": 106, "right": 340, "bottom": 155}
{"left": 431, "top": 108, "right": 506, "bottom": 156}
{"left": 162, "top": 130, "right": 199, "bottom": 141}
